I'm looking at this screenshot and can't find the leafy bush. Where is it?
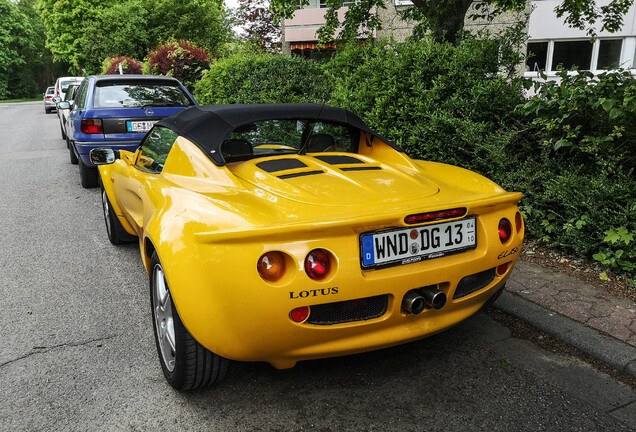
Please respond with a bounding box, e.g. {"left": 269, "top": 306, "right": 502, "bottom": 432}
{"left": 101, "top": 56, "right": 143, "bottom": 75}
{"left": 514, "top": 71, "right": 636, "bottom": 275}
{"left": 194, "top": 53, "right": 331, "bottom": 104}
{"left": 148, "top": 40, "right": 211, "bottom": 89}
{"left": 593, "top": 222, "right": 636, "bottom": 274}
{"left": 518, "top": 70, "right": 636, "bottom": 170}
{"left": 324, "top": 37, "right": 527, "bottom": 177}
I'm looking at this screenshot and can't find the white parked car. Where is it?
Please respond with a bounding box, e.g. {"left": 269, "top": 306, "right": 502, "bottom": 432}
{"left": 54, "top": 76, "right": 83, "bottom": 100}
{"left": 54, "top": 84, "right": 79, "bottom": 140}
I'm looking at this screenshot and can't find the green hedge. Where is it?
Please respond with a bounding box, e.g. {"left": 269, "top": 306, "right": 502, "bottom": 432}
{"left": 194, "top": 54, "right": 331, "bottom": 104}
{"left": 516, "top": 71, "right": 636, "bottom": 274}
{"left": 324, "top": 38, "right": 527, "bottom": 179}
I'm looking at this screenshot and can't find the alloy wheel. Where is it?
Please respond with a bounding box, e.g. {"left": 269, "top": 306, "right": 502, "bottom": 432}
{"left": 153, "top": 264, "right": 176, "bottom": 372}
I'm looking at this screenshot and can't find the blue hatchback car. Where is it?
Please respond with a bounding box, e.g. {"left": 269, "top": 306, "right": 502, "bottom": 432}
{"left": 62, "top": 75, "right": 197, "bottom": 188}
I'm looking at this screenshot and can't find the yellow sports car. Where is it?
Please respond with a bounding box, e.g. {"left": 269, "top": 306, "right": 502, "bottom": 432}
{"left": 90, "top": 104, "right": 524, "bottom": 391}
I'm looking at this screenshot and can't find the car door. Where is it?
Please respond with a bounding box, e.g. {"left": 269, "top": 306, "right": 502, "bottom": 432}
{"left": 67, "top": 79, "right": 90, "bottom": 142}
{"left": 113, "top": 126, "right": 179, "bottom": 235}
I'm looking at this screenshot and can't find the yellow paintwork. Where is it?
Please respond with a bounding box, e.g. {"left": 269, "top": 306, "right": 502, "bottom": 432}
{"left": 99, "top": 134, "right": 524, "bottom": 369}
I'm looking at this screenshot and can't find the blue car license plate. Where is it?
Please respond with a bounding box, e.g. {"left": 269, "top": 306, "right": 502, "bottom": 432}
{"left": 360, "top": 217, "right": 477, "bottom": 269}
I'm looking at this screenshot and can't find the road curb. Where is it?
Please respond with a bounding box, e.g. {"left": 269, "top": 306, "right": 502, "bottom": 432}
{"left": 494, "top": 290, "right": 636, "bottom": 379}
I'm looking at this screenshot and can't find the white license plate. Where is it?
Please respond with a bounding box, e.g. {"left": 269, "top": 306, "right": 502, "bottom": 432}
{"left": 360, "top": 217, "right": 477, "bottom": 269}
{"left": 127, "top": 120, "right": 157, "bottom": 133}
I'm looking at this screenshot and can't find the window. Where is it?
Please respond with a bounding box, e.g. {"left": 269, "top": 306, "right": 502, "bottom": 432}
{"left": 221, "top": 120, "right": 358, "bottom": 162}
{"left": 74, "top": 80, "right": 89, "bottom": 109}
{"left": 135, "top": 127, "right": 178, "bottom": 174}
{"left": 526, "top": 41, "right": 548, "bottom": 71}
{"left": 597, "top": 39, "right": 623, "bottom": 70}
{"left": 551, "top": 40, "right": 593, "bottom": 71}
{"left": 93, "top": 80, "right": 194, "bottom": 109}
{"left": 319, "top": 0, "right": 353, "bottom": 7}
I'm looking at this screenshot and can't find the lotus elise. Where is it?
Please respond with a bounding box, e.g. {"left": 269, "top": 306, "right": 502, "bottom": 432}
{"left": 90, "top": 104, "right": 524, "bottom": 391}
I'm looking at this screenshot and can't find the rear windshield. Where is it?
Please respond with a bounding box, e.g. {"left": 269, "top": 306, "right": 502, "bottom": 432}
{"left": 93, "top": 80, "right": 193, "bottom": 109}
{"left": 46, "top": 88, "right": 54, "bottom": 94}
{"left": 222, "top": 120, "right": 358, "bottom": 162}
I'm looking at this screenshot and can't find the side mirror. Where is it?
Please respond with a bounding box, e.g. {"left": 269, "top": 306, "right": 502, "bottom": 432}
{"left": 52, "top": 96, "right": 62, "bottom": 103}
{"left": 57, "top": 101, "right": 71, "bottom": 110}
{"left": 90, "top": 148, "right": 118, "bottom": 165}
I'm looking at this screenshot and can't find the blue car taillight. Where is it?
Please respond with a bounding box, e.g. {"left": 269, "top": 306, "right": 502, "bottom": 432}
{"left": 81, "top": 119, "right": 103, "bottom": 134}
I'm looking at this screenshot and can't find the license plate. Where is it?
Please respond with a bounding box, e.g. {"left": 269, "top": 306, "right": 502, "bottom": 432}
{"left": 127, "top": 120, "right": 157, "bottom": 133}
{"left": 360, "top": 217, "right": 477, "bottom": 269}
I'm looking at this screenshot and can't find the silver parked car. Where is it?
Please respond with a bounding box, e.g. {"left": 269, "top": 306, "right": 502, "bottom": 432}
{"left": 43, "top": 86, "right": 55, "bottom": 114}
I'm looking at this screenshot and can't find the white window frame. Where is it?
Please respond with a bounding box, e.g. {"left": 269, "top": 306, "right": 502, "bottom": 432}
{"left": 525, "top": 37, "right": 636, "bottom": 78}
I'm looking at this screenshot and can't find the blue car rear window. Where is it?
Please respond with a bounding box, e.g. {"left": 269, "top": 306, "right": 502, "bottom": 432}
{"left": 93, "top": 80, "right": 193, "bottom": 109}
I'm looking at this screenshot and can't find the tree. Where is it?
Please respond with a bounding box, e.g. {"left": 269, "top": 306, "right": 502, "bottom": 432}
{"left": 234, "top": 0, "right": 282, "bottom": 53}
{"left": 143, "top": 0, "right": 232, "bottom": 56}
{"left": 102, "top": 56, "right": 143, "bottom": 75}
{"left": 0, "top": 0, "right": 50, "bottom": 99}
{"left": 271, "top": 0, "right": 635, "bottom": 45}
{"left": 37, "top": 0, "right": 232, "bottom": 74}
{"left": 148, "top": 41, "right": 211, "bottom": 90}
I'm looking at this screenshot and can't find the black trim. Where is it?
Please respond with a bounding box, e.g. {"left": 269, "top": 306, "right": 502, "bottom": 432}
{"left": 257, "top": 159, "right": 308, "bottom": 173}
{"left": 278, "top": 170, "right": 325, "bottom": 179}
{"left": 314, "top": 155, "right": 364, "bottom": 165}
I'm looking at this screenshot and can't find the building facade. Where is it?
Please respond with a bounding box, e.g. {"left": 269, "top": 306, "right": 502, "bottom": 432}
{"left": 283, "top": 0, "right": 636, "bottom": 76}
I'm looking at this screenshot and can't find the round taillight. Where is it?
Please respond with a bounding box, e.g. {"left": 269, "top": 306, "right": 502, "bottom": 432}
{"left": 515, "top": 212, "right": 523, "bottom": 233}
{"left": 290, "top": 306, "right": 310, "bottom": 323}
{"left": 304, "top": 249, "right": 331, "bottom": 281}
{"left": 497, "top": 262, "right": 510, "bottom": 275}
{"left": 257, "top": 251, "right": 286, "bottom": 282}
{"left": 498, "top": 218, "right": 512, "bottom": 244}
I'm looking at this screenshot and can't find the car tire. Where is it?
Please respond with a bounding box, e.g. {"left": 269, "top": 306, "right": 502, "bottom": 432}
{"left": 150, "top": 252, "right": 229, "bottom": 391}
{"left": 101, "top": 187, "right": 136, "bottom": 245}
{"left": 79, "top": 157, "right": 98, "bottom": 188}
{"left": 481, "top": 285, "right": 505, "bottom": 311}
{"left": 45, "top": 107, "right": 50, "bottom": 114}
{"left": 68, "top": 142, "right": 78, "bottom": 165}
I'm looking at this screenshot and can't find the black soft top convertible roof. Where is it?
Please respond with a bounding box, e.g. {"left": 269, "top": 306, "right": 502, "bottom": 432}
{"left": 156, "top": 104, "right": 403, "bottom": 166}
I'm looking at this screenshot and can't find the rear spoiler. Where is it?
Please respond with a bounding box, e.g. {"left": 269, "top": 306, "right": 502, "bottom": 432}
{"left": 194, "top": 192, "right": 522, "bottom": 244}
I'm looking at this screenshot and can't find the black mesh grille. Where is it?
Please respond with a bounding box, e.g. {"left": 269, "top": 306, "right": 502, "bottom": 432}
{"left": 453, "top": 268, "right": 496, "bottom": 299}
{"left": 307, "top": 295, "right": 388, "bottom": 325}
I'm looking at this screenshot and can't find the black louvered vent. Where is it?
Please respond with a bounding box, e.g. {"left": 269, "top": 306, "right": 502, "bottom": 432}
{"left": 453, "top": 268, "right": 496, "bottom": 299}
{"left": 307, "top": 295, "right": 388, "bottom": 325}
{"left": 314, "top": 155, "right": 364, "bottom": 165}
{"left": 257, "top": 159, "right": 307, "bottom": 173}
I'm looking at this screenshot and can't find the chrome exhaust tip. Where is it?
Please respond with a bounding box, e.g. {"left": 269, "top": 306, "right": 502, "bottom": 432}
{"left": 419, "top": 286, "right": 447, "bottom": 310}
{"left": 402, "top": 290, "right": 426, "bottom": 315}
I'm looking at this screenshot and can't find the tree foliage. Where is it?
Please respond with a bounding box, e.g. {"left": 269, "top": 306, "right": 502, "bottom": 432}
{"left": 0, "top": 0, "right": 50, "bottom": 99}
{"left": 148, "top": 41, "right": 211, "bottom": 90}
{"left": 235, "top": 0, "right": 282, "bottom": 53}
{"left": 271, "top": 0, "right": 634, "bottom": 44}
{"left": 37, "top": 0, "right": 231, "bottom": 74}
{"left": 101, "top": 56, "right": 143, "bottom": 75}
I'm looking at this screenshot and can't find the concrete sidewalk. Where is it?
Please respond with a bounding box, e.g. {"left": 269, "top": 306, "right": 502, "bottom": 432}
{"left": 495, "top": 260, "right": 636, "bottom": 378}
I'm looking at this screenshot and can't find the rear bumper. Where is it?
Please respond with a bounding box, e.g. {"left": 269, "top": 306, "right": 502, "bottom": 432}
{"left": 162, "top": 203, "right": 525, "bottom": 369}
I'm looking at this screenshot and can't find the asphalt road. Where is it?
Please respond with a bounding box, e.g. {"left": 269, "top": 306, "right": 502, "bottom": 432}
{"left": 0, "top": 101, "right": 635, "bottom": 431}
